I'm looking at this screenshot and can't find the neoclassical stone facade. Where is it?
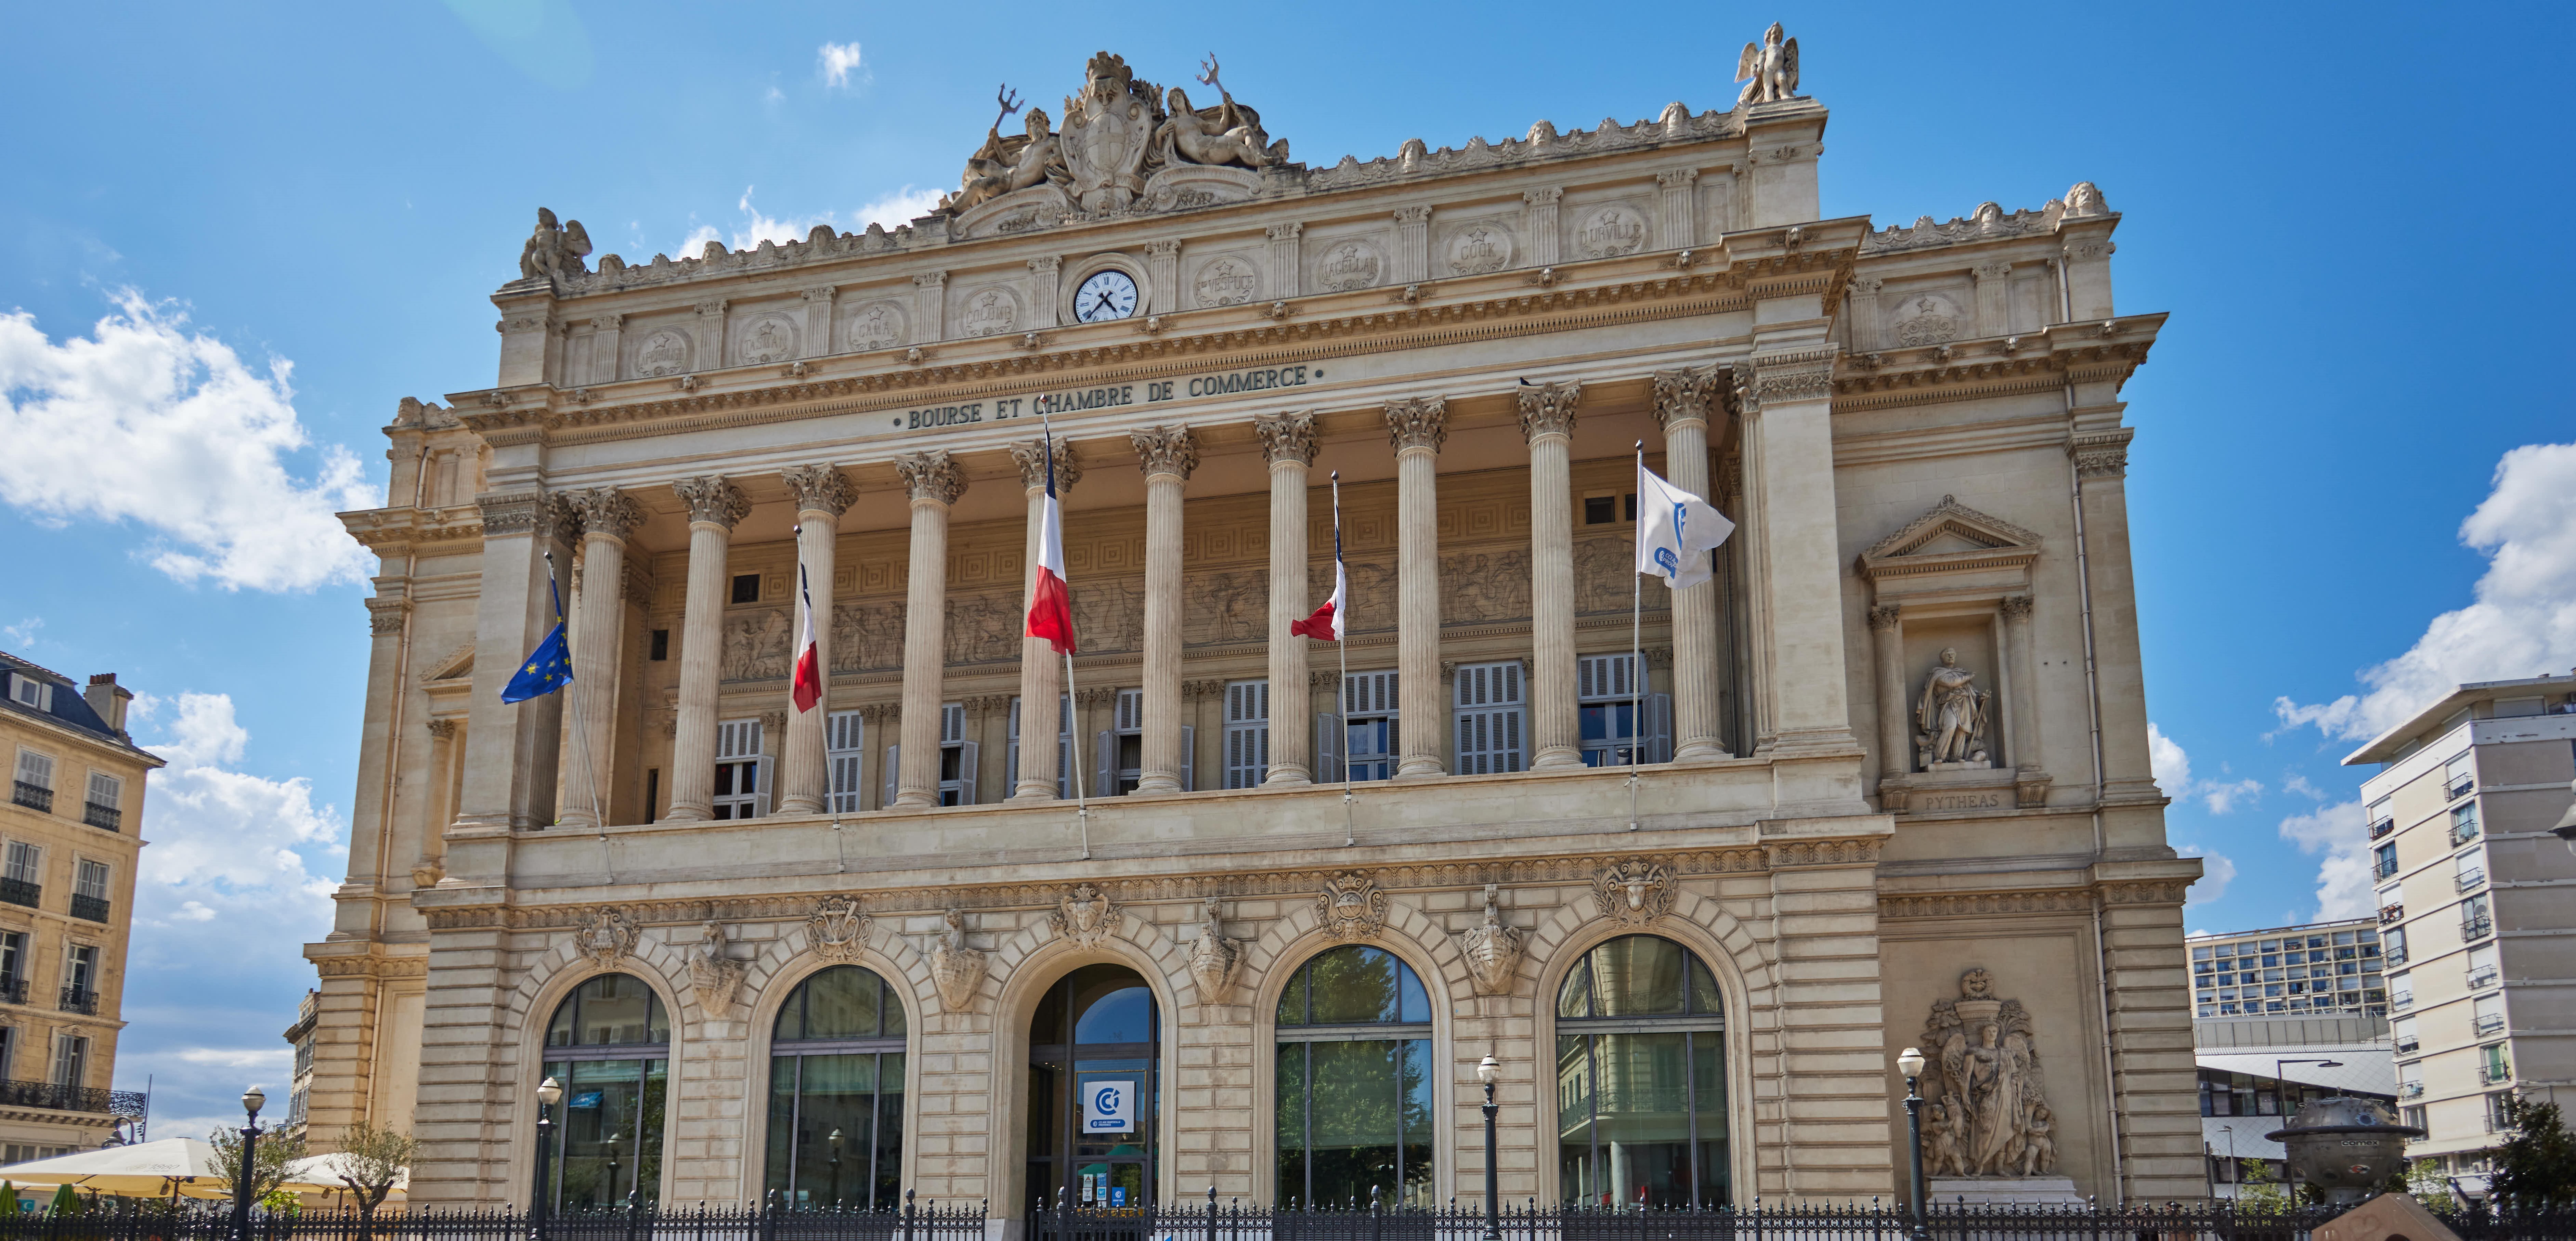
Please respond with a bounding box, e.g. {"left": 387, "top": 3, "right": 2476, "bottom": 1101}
{"left": 311, "top": 35, "right": 2202, "bottom": 1221}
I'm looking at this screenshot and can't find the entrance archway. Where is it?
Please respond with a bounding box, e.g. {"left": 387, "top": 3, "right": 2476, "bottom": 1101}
{"left": 1025, "top": 964, "right": 1160, "bottom": 1211}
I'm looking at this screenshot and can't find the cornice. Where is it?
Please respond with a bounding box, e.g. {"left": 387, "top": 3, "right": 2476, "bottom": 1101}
{"left": 338, "top": 504, "right": 487, "bottom": 553}
{"left": 1830, "top": 314, "right": 2164, "bottom": 414}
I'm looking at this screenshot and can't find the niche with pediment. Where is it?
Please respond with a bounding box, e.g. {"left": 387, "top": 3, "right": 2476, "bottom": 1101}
{"left": 1856, "top": 495, "right": 2050, "bottom": 813}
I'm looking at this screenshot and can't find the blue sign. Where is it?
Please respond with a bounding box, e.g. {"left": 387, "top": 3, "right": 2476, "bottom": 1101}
{"left": 570, "top": 1091, "right": 604, "bottom": 1109}
{"left": 1109, "top": 1187, "right": 1127, "bottom": 1208}
{"left": 1085, "top": 1080, "right": 1136, "bottom": 1132}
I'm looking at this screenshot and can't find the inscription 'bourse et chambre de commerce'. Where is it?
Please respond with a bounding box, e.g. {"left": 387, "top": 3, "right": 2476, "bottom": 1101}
{"left": 312, "top": 28, "right": 2196, "bottom": 1221}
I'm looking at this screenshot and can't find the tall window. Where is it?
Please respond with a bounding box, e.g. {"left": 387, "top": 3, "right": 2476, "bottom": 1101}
{"left": 1274, "top": 946, "right": 1433, "bottom": 1208}
{"left": 48, "top": 1033, "right": 84, "bottom": 1088}
{"left": 1340, "top": 672, "right": 1400, "bottom": 782}
{"left": 1453, "top": 662, "right": 1525, "bottom": 774}
{"left": 827, "top": 711, "right": 865, "bottom": 814}
{"left": 1556, "top": 936, "right": 1729, "bottom": 1207}
{"left": 885, "top": 704, "right": 978, "bottom": 806}
{"left": 1578, "top": 655, "right": 1672, "bottom": 766}
{"left": 714, "top": 719, "right": 768, "bottom": 820}
{"left": 1090, "top": 691, "right": 1190, "bottom": 794}
{"left": 766, "top": 966, "right": 908, "bottom": 1207}
{"left": 540, "top": 975, "right": 671, "bottom": 1209}
{"left": 1224, "top": 681, "right": 1269, "bottom": 789}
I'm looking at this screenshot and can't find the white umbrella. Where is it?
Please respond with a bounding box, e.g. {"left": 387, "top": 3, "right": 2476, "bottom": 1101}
{"left": 0, "top": 1137, "right": 225, "bottom": 1198}
{"left": 281, "top": 1152, "right": 407, "bottom": 1202}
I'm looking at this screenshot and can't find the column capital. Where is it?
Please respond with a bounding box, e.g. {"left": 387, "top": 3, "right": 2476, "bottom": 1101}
{"left": 2000, "top": 595, "right": 2034, "bottom": 621}
{"left": 1010, "top": 436, "right": 1083, "bottom": 493}
{"left": 1656, "top": 167, "right": 1700, "bottom": 189}
{"left": 1383, "top": 397, "right": 1448, "bottom": 454}
{"left": 1143, "top": 238, "right": 1182, "bottom": 258}
{"left": 1130, "top": 425, "right": 1200, "bottom": 481}
{"left": 1265, "top": 222, "right": 1303, "bottom": 241}
{"left": 782, "top": 463, "right": 856, "bottom": 517}
{"left": 367, "top": 597, "right": 411, "bottom": 636}
{"left": 1027, "top": 256, "right": 1062, "bottom": 274}
{"left": 912, "top": 270, "right": 948, "bottom": 289}
{"left": 2070, "top": 430, "right": 2131, "bottom": 479}
{"left": 1523, "top": 186, "right": 1563, "bottom": 207}
{"left": 1748, "top": 345, "right": 1839, "bottom": 406}
{"left": 1253, "top": 411, "right": 1318, "bottom": 466}
{"left": 1867, "top": 604, "right": 1903, "bottom": 631}
{"left": 589, "top": 313, "right": 625, "bottom": 331}
{"left": 476, "top": 489, "right": 573, "bottom": 539}
{"left": 694, "top": 299, "right": 729, "bottom": 317}
{"left": 802, "top": 285, "right": 839, "bottom": 303}
{"left": 897, "top": 451, "right": 967, "bottom": 505}
{"left": 672, "top": 475, "right": 751, "bottom": 528}
{"left": 1392, "top": 205, "right": 1434, "bottom": 226}
{"left": 425, "top": 717, "right": 458, "bottom": 741}
{"left": 1650, "top": 364, "right": 1725, "bottom": 430}
{"left": 1515, "top": 380, "right": 1582, "bottom": 443}
{"left": 564, "top": 487, "right": 642, "bottom": 541}
{"left": 1973, "top": 260, "right": 2013, "bottom": 282}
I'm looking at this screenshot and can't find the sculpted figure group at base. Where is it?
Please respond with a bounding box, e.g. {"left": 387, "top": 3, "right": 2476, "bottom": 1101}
{"left": 1915, "top": 968, "right": 2058, "bottom": 1178}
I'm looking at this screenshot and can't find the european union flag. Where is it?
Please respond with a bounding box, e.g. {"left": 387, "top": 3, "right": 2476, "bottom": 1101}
{"left": 501, "top": 567, "right": 574, "bottom": 703}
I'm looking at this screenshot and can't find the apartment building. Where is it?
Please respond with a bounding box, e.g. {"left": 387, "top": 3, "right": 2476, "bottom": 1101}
{"left": 2186, "top": 917, "right": 2389, "bottom": 1020}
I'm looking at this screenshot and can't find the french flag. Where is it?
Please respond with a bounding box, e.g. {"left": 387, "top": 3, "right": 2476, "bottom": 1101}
{"left": 1291, "top": 526, "right": 1346, "bottom": 642}
{"left": 791, "top": 560, "right": 823, "bottom": 712}
{"left": 1026, "top": 433, "right": 1077, "bottom": 654}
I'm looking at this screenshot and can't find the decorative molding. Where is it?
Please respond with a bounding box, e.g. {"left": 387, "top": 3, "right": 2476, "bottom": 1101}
{"left": 1183, "top": 897, "right": 1245, "bottom": 1003}
{"left": 928, "top": 907, "right": 985, "bottom": 1012}
{"left": 1129, "top": 424, "right": 1200, "bottom": 480}
{"left": 1999, "top": 595, "right": 2034, "bottom": 621}
{"left": 688, "top": 921, "right": 747, "bottom": 1017}
{"left": 1857, "top": 495, "right": 2044, "bottom": 582}
{"left": 1766, "top": 838, "right": 1884, "bottom": 867}
{"left": 1515, "top": 380, "right": 1581, "bottom": 443}
{"left": 896, "top": 450, "right": 967, "bottom": 505}
{"left": 573, "top": 907, "right": 639, "bottom": 965}
{"left": 308, "top": 955, "right": 428, "bottom": 979}
{"left": 2096, "top": 880, "right": 2189, "bottom": 906}
{"left": 1048, "top": 883, "right": 1124, "bottom": 948}
{"left": 1867, "top": 604, "right": 1902, "bottom": 631}
{"left": 807, "top": 896, "right": 871, "bottom": 960}
{"left": 1383, "top": 397, "right": 1447, "bottom": 454}
{"left": 2070, "top": 430, "right": 2133, "bottom": 480}
{"left": 1650, "top": 364, "right": 1724, "bottom": 430}
{"left": 1316, "top": 871, "right": 1389, "bottom": 941}
{"left": 781, "top": 463, "right": 856, "bottom": 518}
{"left": 1879, "top": 889, "right": 2090, "bottom": 919}
{"left": 564, "top": 487, "right": 642, "bottom": 542}
{"left": 672, "top": 476, "right": 751, "bottom": 529}
{"left": 1181, "top": 678, "right": 1228, "bottom": 702}
{"left": 1253, "top": 410, "right": 1318, "bottom": 467}
{"left": 367, "top": 599, "right": 411, "bottom": 636}
{"left": 1751, "top": 347, "right": 1839, "bottom": 405}
{"left": 476, "top": 490, "right": 567, "bottom": 539}
{"left": 1591, "top": 859, "right": 1676, "bottom": 926}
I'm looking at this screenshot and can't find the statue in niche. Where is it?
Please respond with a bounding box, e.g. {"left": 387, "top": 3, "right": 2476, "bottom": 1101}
{"left": 1915, "top": 647, "right": 1990, "bottom": 769}
{"left": 1158, "top": 56, "right": 1286, "bottom": 170}
{"left": 948, "top": 86, "right": 1067, "bottom": 213}
{"left": 1915, "top": 968, "right": 2056, "bottom": 1179}
{"left": 519, "top": 207, "right": 591, "bottom": 282}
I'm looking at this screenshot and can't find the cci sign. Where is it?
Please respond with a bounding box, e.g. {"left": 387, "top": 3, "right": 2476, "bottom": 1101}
{"left": 1085, "top": 1079, "right": 1137, "bottom": 1133}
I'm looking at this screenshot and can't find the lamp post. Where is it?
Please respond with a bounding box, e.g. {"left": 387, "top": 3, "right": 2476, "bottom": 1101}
{"left": 2220, "top": 1125, "right": 2234, "bottom": 1198}
{"left": 231, "top": 1086, "right": 265, "bottom": 1241}
{"left": 605, "top": 1131, "right": 624, "bottom": 1206}
{"left": 828, "top": 1127, "right": 844, "bottom": 1209}
{"left": 1896, "top": 1048, "right": 1928, "bottom": 1241}
{"left": 533, "top": 1076, "right": 563, "bottom": 1232}
{"left": 1476, "top": 1056, "right": 1500, "bottom": 1241}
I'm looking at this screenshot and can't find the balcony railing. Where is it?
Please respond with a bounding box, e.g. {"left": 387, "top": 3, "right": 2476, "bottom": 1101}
{"left": 2475, "top": 1013, "right": 2506, "bottom": 1035}
{"left": 2385, "top": 946, "right": 2409, "bottom": 966}
{"left": 2391, "top": 993, "right": 2415, "bottom": 1013}
{"left": 2469, "top": 967, "right": 2499, "bottom": 989}
{"left": 0, "top": 1078, "right": 117, "bottom": 1114}
{"left": 2482, "top": 1061, "right": 2513, "bottom": 1084}
{"left": 2379, "top": 903, "right": 2406, "bottom": 924}
{"left": 0, "top": 977, "right": 25, "bottom": 1006}
{"left": 80, "top": 802, "right": 119, "bottom": 832}
{"left": 2446, "top": 776, "right": 2474, "bottom": 800}
{"left": 2369, "top": 819, "right": 2395, "bottom": 839}
{"left": 2401, "top": 1081, "right": 2425, "bottom": 1098}
{"left": 2375, "top": 858, "right": 2401, "bottom": 879}
{"left": 9, "top": 782, "right": 50, "bottom": 814}
{"left": 2464, "top": 915, "right": 2494, "bottom": 942}
{"left": 2394, "top": 1035, "right": 2420, "bottom": 1055}
{"left": 68, "top": 893, "right": 108, "bottom": 924}
{"left": 0, "top": 877, "right": 39, "bottom": 910}
{"left": 2452, "top": 819, "right": 2481, "bottom": 845}
{"left": 57, "top": 987, "right": 96, "bottom": 1016}
{"left": 2457, "top": 868, "right": 2487, "bottom": 892}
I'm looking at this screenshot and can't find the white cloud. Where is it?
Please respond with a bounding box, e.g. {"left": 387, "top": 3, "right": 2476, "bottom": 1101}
{"left": 2, "top": 617, "right": 37, "bottom": 649}
{"left": 2282, "top": 773, "right": 2327, "bottom": 801}
{"left": 0, "top": 292, "right": 380, "bottom": 592}
{"left": 2177, "top": 845, "right": 2236, "bottom": 906}
{"left": 2278, "top": 798, "right": 2373, "bottom": 920}
{"left": 134, "top": 692, "right": 341, "bottom": 931}
{"left": 677, "top": 185, "right": 944, "bottom": 260}
{"left": 2148, "top": 722, "right": 2263, "bottom": 813}
{"left": 856, "top": 185, "right": 942, "bottom": 230}
{"left": 818, "top": 42, "right": 864, "bottom": 89}
{"left": 2275, "top": 442, "right": 2576, "bottom": 741}
{"left": 176, "top": 1047, "right": 293, "bottom": 1069}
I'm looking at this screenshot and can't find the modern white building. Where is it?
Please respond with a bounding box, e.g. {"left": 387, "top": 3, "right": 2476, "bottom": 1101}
{"left": 2186, "top": 918, "right": 2388, "bottom": 1020}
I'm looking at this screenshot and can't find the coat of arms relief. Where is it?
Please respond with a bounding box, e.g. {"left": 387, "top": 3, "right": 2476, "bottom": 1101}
{"left": 941, "top": 52, "right": 1289, "bottom": 222}
{"left": 1049, "top": 883, "right": 1124, "bottom": 947}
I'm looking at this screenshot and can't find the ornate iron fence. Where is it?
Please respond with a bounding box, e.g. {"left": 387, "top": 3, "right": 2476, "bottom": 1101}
{"left": 0, "top": 1196, "right": 990, "bottom": 1241}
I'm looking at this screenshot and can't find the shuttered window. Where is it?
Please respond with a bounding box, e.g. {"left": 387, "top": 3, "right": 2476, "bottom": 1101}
{"left": 1224, "top": 681, "right": 1269, "bottom": 789}
{"left": 713, "top": 718, "right": 766, "bottom": 820}
{"left": 826, "top": 711, "right": 865, "bottom": 814}
{"left": 1452, "top": 662, "right": 1525, "bottom": 774}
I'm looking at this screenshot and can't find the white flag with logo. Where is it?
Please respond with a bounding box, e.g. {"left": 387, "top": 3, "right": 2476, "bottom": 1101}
{"left": 1634, "top": 466, "right": 1735, "bottom": 589}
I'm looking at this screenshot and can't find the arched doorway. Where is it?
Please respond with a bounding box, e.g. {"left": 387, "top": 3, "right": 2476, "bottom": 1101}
{"left": 538, "top": 974, "right": 671, "bottom": 1209}
{"left": 1026, "top": 964, "right": 1160, "bottom": 1211}
{"left": 1554, "top": 935, "right": 1730, "bottom": 1207}
{"left": 764, "top": 965, "right": 909, "bottom": 1208}
{"left": 1272, "top": 945, "right": 1435, "bottom": 1207}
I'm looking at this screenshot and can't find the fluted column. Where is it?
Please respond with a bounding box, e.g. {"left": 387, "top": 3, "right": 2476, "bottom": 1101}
{"left": 1256, "top": 412, "right": 1318, "bottom": 785}
{"left": 2003, "top": 595, "right": 2040, "bottom": 773}
{"left": 1869, "top": 605, "right": 1908, "bottom": 787}
{"left": 412, "top": 718, "right": 457, "bottom": 886}
{"left": 1653, "top": 365, "right": 1728, "bottom": 761}
{"left": 1518, "top": 382, "right": 1583, "bottom": 769}
{"left": 1132, "top": 426, "right": 1199, "bottom": 794}
{"left": 1009, "top": 437, "right": 1082, "bottom": 801}
{"left": 778, "top": 464, "right": 855, "bottom": 814}
{"left": 663, "top": 476, "right": 749, "bottom": 821}
{"left": 1385, "top": 398, "right": 1447, "bottom": 780}
{"left": 561, "top": 487, "right": 640, "bottom": 829}
{"left": 894, "top": 452, "right": 965, "bottom": 807}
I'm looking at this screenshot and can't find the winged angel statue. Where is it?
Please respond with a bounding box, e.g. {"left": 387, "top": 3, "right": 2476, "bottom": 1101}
{"left": 1735, "top": 23, "right": 1800, "bottom": 105}
{"left": 518, "top": 207, "right": 590, "bottom": 282}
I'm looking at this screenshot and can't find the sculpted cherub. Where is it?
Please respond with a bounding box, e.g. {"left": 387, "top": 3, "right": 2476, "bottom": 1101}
{"left": 1734, "top": 23, "right": 1800, "bottom": 106}
{"left": 519, "top": 207, "right": 591, "bottom": 282}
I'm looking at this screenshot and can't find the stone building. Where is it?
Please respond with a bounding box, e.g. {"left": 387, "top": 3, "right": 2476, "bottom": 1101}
{"left": 0, "top": 652, "right": 154, "bottom": 1158}
{"left": 307, "top": 35, "right": 2204, "bottom": 1217}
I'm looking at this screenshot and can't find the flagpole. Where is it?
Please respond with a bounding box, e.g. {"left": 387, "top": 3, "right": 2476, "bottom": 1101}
{"left": 1039, "top": 407, "right": 1093, "bottom": 861}
{"left": 1628, "top": 442, "right": 1643, "bottom": 833}
{"left": 548, "top": 551, "right": 612, "bottom": 862}
{"left": 1331, "top": 472, "right": 1356, "bottom": 848}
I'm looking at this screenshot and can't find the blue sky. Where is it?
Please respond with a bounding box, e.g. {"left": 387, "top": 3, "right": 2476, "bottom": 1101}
{"left": 2, "top": 1, "right": 2570, "bottom": 1138}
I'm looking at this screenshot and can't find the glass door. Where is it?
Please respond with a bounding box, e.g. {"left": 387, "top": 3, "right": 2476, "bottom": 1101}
{"left": 1027, "top": 965, "right": 1160, "bottom": 1213}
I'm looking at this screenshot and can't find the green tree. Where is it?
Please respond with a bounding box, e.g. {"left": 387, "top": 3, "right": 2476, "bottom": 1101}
{"left": 2485, "top": 1095, "right": 2576, "bottom": 1210}
{"left": 2405, "top": 1157, "right": 2457, "bottom": 1210}
{"left": 210, "top": 1124, "right": 310, "bottom": 1204}
{"left": 328, "top": 1118, "right": 416, "bottom": 1227}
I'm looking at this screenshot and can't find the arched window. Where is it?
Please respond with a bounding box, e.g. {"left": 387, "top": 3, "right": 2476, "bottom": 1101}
{"left": 1554, "top": 935, "right": 1728, "bottom": 1207}
{"left": 1274, "top": 946, "right": 1433, "bottom": 1207}
{"left": 766, "top": 966, "right": 908, "bottom": 1207}
{"left": 540, "top": 974, "right": 670, "bottom": 1209}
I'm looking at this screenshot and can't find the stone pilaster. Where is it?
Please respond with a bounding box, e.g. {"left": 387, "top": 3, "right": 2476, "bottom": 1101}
{"left": 1867, "top": 605, "right": 1907, "bottom": 793}
{"left": 912, "top": 271, "right": 947, "bottom": 344}
{"left": 799, "top": 286, "right": 836, "bottom": 358}
{"left": 665, "top": 476, "right": 748, "bottom": 821}
{"left": 1845, "top": 278, "right": 1883, "bottom": 350}
{"left": 589, "top": 314, "right": 623, "bottom": 382}
{"left": 1517, "top": 382, "right": 1582, "bottom": 770}
{"left": 1766, "top": 841, "right": 1892, "bottom": 1197}
{"left": 1651, "top": 365, "right": 1728, "bottom": 761}
{"left": 1522, "top": 188, "right": 1562, "bottom": 267}
{"left": 894, "top": 452, "right": 965, "bottom": 806}
{"left": 1143, "top": 240, "right": 1181, "bottom": 315}
{"left": 1385, "top": 397, "right": 1447, "bottom": 779}
{"left": 778, "top": 464, "right": 855, "bottom": 814}
{"left": 2001, "top": 596, "right": 2039, "bottom": 775}
{"left": 1745, "top": 349, "right": 1855, "bottom": 753}
{"left": 412, "top": 719, "right": 458, "bottom": 886}
{"left": 1393, "top": 205, "right": 1432, "bottom": 284}
{"left": 693, "top": 300, "right": 728, "bottom": 371}
{"left": 1265, "top": 223, "right": 1302, "bottom": 298}
{"left": 1255, "top": 412, "right": 1317, "bottom": 785}
{"left": 1131, "top": 425, "right": 1199, "bottom": 794}
{"left": 1009, "top": 437, "right": 1081, "bottom": 802}
{"left": 453, "top": 492, "right": 573, "bottom": 852}
{"left": 1027, "top": 257, "right": 1063, "bottom": 327}
{"left": 560, "top": 487, "right": 639, "bottom": 829}
{"left": 1656, "top": 167, "right": 1700, "bottom": 250}
{"left": 2096, "top": 879, "right": 2205, "bottom": 1200}
{"left": 2071, "top": 426, "right": 2162, "bottom": 819}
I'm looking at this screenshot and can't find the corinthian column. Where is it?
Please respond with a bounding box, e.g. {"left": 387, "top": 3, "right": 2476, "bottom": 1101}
{"left": 1653, "top": 365, "right": 1728, "bottom": 760}
{"left": 1255, "top": 412, "right": 1317, "bottom": 785}
{"left": 1518, "top": 382, "right": 1583, "bottom": 770}
{"left": 561, "top": 487, "right": 640, "bottom": 829}
{"left": 777, "top": 463, "right": 855, "bottom": 814}
{"left": 893, "top": 452, "right": 965, "bottom": 807}
{"left": 1869, "top": 604, "right": 1908, "bottom": 789}
{"left": 1385, "top": 397, "right": 1447, "bottom": 780}
{"left": 664, "top": 475, "right": 749, "bottom": 821}
{"left": 1009, "top": 437, "right": 1081, "bottom": 801}
{"left": 1131, "top": 425, "right": 1199, "bottom": 794}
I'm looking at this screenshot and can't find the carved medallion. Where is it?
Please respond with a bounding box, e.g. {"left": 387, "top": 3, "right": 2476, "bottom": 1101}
{"left": 688, "top": 921, "right": 747, "bottom": 1017}
{"left": 1184, "top": 898, "right": 1245, "bottom": 1002}
{"left": 928, "top": 907, "right": 985, "bottom": 1012}
{"left": 1049, "top": 883, "right": 1124, "bottom": 948}
{"left": 961, "top": 287, "right": 1021, "bottom": 337}
{"left": 1892, "top": 294, "right": 1965, "bottom": 347}
{"left": 737, "top": 314, "right": 798, "bottom": 365}
{"left": 635, "top": 330, "right": 690, "bottom": 378}
{"left": 1576, "top": 205, "right": 1649, "bottom": 258}
{"left": 1316, "top": 872, "right": 1388, "bottom": 942}
{"left": 844, "top": 301, "right": 906, "bottom": 351}
{"left": 1315, "top": 240, "right": 1384, "bottom": 292}
{"left": 1454, "top": 884, "right": 1525, "bottom": 995}
{"left": 1913, "top": 968, "right": 2059, "bottom": 1179}
{"left": 1591, "top": 859, "right": 1676, "bottom": 926}
{"left": 807, "top": 896, "right": 872, "bottom": 962}
{"left": 573, "top": 907, "right": 639, "bottom": 965}
{"left": 1446, "top": 224, "right": 1512, "bottom": 275}
{"left": 1193, "top": 255, "right": 1259, "bottom": 307}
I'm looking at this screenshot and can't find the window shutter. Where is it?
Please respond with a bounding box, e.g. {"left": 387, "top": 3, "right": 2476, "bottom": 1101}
{"left": 827, "top": 712, "right": 865, "bottom": 814}
{"left": 1452, "top": 661, "right": 1526, "bottom": 775}
{"left": 1648, "top": 693, "right": 1675, "bottom": 764}
{"left": 882, "top": 745, "right": 900, "bottom": 808}
{"left": 956, "top": 741, "right": 979, "bottom": 806}
{"left": 85, "top": 772, "right": 119, "bottom": 809}
{"left": 941, "top": 703, "right": 966, "bottom": 745}
{"left": 1095, "top": 731, "right": 1117, "bottom": 800}
{"left": 750, "top": 757, "right": 772, "bottom": 818}
{"left": 1224, "top": 680, "right": 1269, "bottom": 789}
{"left": 1057, "top": 694, "right": 1074, "bottom": 799}
{"left": 1315, "top": 713, "right": 1342, "bottom": 783}
{"left": 1006, "top": 696, "right": 1023, "bottom": 789}
{"left": 1180, "top": 724, "right": 1195, "bottom": 792}
{"left": 1115, "top": 689, "right": 1144, "bottom": 733}
{"left": 13, "top": 751, "right": 52, "bottom": 790}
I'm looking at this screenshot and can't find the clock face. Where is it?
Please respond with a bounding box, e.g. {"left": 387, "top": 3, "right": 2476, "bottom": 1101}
{"left": 1073, "top": 269, "right": 1140, "bottom": 323}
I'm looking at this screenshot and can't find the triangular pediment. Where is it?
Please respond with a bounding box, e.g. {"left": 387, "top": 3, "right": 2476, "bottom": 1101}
{"left": 419, "top": 642, "right": 475, "bottom": 684}
{"left": 1858, "top": 495, "right": 2042, "bottom": 580}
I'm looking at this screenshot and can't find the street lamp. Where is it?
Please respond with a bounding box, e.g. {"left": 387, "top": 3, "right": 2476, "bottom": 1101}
{"left": 231, "top": 1086, "right": 266, "bottom": 1241}
{"left": 605, "top": 1131, "right": 624, "bottom": 1206}
{"left": 533, "top": 1076, "right": 563, "bottom": 1231}
{"left": 827, "top": 1127, "right": 844, "bottom": 1210}
{"left": 1476, "top": 1056, "right": 1500, "bottom": 1241}
{"left": 1896, "top": 1048, "right": 1928, "bottom": 1241}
